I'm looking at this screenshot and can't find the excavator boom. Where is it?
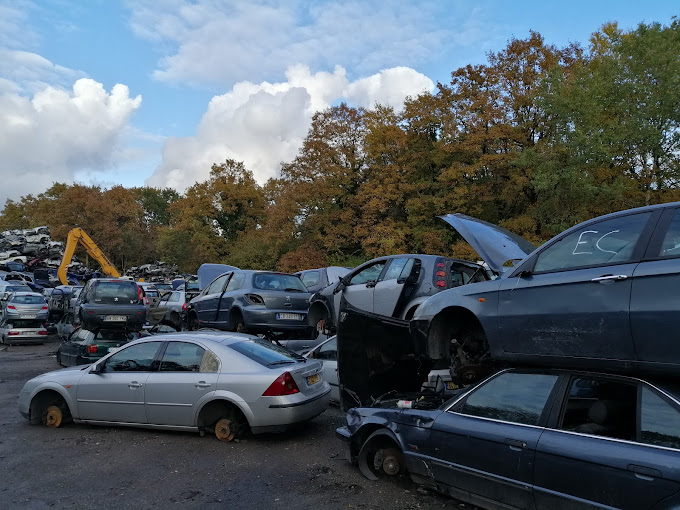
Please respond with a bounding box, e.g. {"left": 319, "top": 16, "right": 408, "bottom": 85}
{"left": 57, "top": 228, "right": 120, "bottom": 285}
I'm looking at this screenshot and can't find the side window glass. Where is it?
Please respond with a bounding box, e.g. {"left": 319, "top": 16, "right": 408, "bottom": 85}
{"left": 382, "top": 258, "right": 409, "bottom": 281}
{"left": 317, "top": 338, "right": 337, "bottom": 361}
{"left": 349, "top": 262, "right": 386, "bottom": 285}
{"left": 73, "top": 330, "right": 95, "bottom": 344}
{"left": 659, "top": 209, "right": 680, "bottom": 258}
{"left": 225, "top": 273, "right": 245, "bottom": 292}
{"left": 207, "top": 274, "right": 229, "bottom": 295}
{"left": 169, "top": 293, "right": 180, "bottom": 302}
{"left": 160, "top": 342, "right": 206, "bottom": 372}
{"left": 640, "top": 386, "right": 680, "bottom": 449}
{"left": 103, "top": 341, "right": 161, "bottom": 372}
{"left": 558, "top": 377, "right": 637, "bottom": 441}
{"left": 534, "top": 212, "right": 652, "bottom": 272}
{"left": 301, "top": 271, "right": 320, "bottom": 288}
{"left": 459, "top": 373, "right": 558, "bottom": 426}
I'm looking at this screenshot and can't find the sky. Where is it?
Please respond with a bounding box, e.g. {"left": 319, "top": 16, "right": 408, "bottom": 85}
{"left": 0, "top": 0, "right": 677, "bottom": 205}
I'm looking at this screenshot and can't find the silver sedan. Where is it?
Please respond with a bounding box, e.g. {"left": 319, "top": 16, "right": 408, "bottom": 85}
{"left": 18, "top": 331, "right": 331, "bottom": 440}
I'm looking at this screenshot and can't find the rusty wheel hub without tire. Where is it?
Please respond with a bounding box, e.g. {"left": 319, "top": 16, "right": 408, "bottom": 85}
{"left": 45, "top": 405, "right": 63, "bottom": 428}
{"left": 215, "top": 418, "right": 235, "bottom": 442}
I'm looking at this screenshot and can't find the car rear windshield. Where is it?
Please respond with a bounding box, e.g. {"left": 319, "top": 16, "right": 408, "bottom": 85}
{"left": 229, "top": 339, "right": 304, "bottom": 367}
{"left": 252, "top": 273, "right": 308, "bottom": 292}
{"left": 11, "top": 295, "right": 45, "bottom": 304}
{"left": 93, "top": 282, "right": 139, "bottom": 304}
{"left": 5, "top": 319, "right": 44, "bottom": 329}
{"left": 145, "top": 290, "right": 159, "bottom": 297}
{"left": 6, "top": 286, "right": 31, "bottom": 293}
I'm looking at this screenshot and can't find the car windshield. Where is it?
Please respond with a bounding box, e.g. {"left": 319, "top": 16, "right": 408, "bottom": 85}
{"left": 11, "top": 295, "right": 44, "bottom": 304}
{"left": 229, "top": 339, "right": 304, "bottom": 366}
{"left": 93, "top": 282, "right": 139, "bottom": 303}
{"left": 252, "top": 273, "right": 308, "bottom": 292}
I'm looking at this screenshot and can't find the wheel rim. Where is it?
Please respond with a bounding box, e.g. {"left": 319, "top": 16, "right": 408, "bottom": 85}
{"left": 215, "top": 418, "right": 235, "bottom": 442}
{"left": 45, "top": 405, "right": 63, "bottom": 428}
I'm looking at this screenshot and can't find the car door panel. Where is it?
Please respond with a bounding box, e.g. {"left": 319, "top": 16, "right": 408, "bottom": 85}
{"left": 497, "top": 264, "right": 638, "bottom": 358}
{"left": 373, "top": 258, "right": 415, "bottom": 318}
{"left": 534, "top": 430, "right": 680, "bottom": 509}
{"left": 430, "top": 413, "right": 541, "bottom": 509}
{"left": 77, "top": 371, "right": 150, "bottom": 423}
{"left": 145, "top": 372, "right": 218, "bottom": 426}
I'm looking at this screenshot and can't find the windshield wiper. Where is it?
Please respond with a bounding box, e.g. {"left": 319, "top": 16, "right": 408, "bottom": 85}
{"left": 284, "top": 288, "right": 304, "bottom": 292}
{"left": 267, "top": 360, "right": 297, "bottom": 366}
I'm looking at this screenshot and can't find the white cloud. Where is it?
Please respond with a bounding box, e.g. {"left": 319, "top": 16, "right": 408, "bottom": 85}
{"left": 146, "top": 65, "right": 433, "bottom": 191}
{"left": 0, "top": 78, "right": 142, "bottom": 204}
{"left": 126, "top": 0, "right": 481, "bottom": 87}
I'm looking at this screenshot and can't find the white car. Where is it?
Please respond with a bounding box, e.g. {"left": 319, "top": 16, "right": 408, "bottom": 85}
{"left": 305, "top": 336, "right": 339, "bottom": 403}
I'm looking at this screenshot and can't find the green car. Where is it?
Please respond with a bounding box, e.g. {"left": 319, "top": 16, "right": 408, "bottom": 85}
{"left": 57, "top": 328, "right": 139, "bottom": 366}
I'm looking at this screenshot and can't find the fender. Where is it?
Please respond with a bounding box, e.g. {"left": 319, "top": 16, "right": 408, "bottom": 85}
{"left": 30, "top": 382, "right": 79, "bottom": 419}
{"left": 193, "top": 390, "right": 255, "bottom": 426}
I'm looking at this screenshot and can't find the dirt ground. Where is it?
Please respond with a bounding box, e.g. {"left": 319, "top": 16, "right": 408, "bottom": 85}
{"left": 0, "top": 339, "right": 460, "bottom": 510}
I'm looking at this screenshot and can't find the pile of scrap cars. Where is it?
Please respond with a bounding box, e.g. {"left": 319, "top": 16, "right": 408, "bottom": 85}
{"left": 13, "top": 201, "right": 680, "bottom": 510}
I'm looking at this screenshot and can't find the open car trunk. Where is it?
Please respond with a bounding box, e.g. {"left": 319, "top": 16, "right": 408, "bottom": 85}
{"left": 336, "top": 296, "right": 435, "bottom": 410}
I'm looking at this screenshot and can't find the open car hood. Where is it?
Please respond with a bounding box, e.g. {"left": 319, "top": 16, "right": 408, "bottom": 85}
{"left": 336, "top": 296, "right": 434, "bottom": 410}
{"left": 439, "top": 214, "right": 536, "bottom": 274}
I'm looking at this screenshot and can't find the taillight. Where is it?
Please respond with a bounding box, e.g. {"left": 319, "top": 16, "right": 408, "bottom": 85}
{"left": 7, "top": 331, "right": 19, "bottom": 336}
{"left": 38, "top": 330, "right": 48, "bottom": 336}
{"left": 245, "top": 294, "right": 265, "bottom": 305}
{"left": 7, "top": 305, "right": 16, "bottom": 310}
{"left": 136, "top": 284, "right": 143, "bottom": 303}
{"left": 436, "top": 280, "right": 447, "bottom": 287}
{"left": 436, "top": 271, "right": 446, "bottom": 277}
{"left": 41, "top": 305, "right": 48, "bottom": 310}
{"left": 262, "top": 372, "right": 300, "bottom": 396}
{"left": 86, "top": 345, "right": 98, "bottom": 353}
{"left": 182, "top": 303, "right": 188, "bottom": 310}
{"left": 436, "top": 262, "right": 445, "bottom": 268}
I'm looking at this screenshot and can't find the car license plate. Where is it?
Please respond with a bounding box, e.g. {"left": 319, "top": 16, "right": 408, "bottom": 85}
{"left": 306, "top": 373, "right": 321, "bottom": 385}
{"left": 104, "top": 315, "right": 127, "bottom": 322}
{"left": 276, "top": 313, "right": 302, "bottom": 320}
{"left": 446, "top": 382, "right": 460, "bottom": 390}
{"left": 107, "top": 347, "right": 119, "bottom": 353}
{"left": 20, "top": 314, "right": 36, "bottom": 319}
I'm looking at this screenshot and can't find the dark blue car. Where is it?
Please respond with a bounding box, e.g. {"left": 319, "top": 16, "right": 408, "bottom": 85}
{"left": 337, "top": 368, "right": 680, "bottom": 509}
{"left": 411, "top": 201, "right": 680, "bottom": 381}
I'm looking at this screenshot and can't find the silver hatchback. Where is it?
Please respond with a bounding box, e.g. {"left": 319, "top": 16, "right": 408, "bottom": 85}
{"left": 2, "top": 292, "right": 48, "bottom": 322}
{"left": 19, "top": 332, "right": 331, "bottom": 439}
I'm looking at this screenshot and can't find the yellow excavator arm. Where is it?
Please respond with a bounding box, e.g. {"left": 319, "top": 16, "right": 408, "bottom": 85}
{"left": 57, "top": 228, "right": 120, "bottom": 285}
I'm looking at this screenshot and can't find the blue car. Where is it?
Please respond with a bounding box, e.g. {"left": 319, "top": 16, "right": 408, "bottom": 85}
{"left": 410, "top": 201, "right": 680, "bottom": 381}
{"left": 337, "top": 368, "right": 680, "bottom": 510}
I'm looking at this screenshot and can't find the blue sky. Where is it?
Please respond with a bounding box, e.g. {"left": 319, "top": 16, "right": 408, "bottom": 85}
{"left": 0, "top": 0, "right": 677, "bottom": 204}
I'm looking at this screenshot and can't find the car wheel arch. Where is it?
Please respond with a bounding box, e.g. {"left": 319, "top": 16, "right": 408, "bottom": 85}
{"left": 195, "top": 395, "right": 253, "bottom": 430}
{"left": 356, "top": 427, "right": 406, "bottom": 480}
{"left": 351, "top": 423, "right": 403, "bottom": 459}
{"left": 427, "top": 306, "right": 487, "bottom": 360}
{"left": 29, "top": 387, "right": 74, "bottom": 425}
{"left": 307, "top": 301, "right": 331, "bottom": 330}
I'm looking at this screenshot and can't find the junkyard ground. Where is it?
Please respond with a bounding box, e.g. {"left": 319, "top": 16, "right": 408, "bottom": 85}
{"left": 0, "top": 339, "right": 467, "bottom": 510}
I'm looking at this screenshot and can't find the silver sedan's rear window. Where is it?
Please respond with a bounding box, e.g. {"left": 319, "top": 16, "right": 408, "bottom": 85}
{"left": 229, "top": 339, "right": 304, "bottom": 367}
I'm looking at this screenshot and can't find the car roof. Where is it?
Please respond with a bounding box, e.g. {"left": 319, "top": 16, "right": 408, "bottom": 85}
{"left": 133, "top": 331, "right": 257, "bottom": 347}
{"left": 10, "top": 291, "right": 43, "bottom": 297}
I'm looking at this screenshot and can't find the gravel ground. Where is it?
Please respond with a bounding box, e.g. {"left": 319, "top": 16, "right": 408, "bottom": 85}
{"left": 0, "top": 339, "right": 457, "bottom": 510}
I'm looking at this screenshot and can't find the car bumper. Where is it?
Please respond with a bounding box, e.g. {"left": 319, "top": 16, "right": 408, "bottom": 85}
{"left": 4, "top": 334, "right": 46, "bottom": 344}
{"left": 249, "top": 386, "right": 331, "bottom": 433}
{"left": 4, "top": 311, "right": 48, "bottom": 321}
{"left": 242, "top": 309, "right": 309, "bottom": 331}
{"left": 80, "top": 315, "right": 146, "bottom": 331}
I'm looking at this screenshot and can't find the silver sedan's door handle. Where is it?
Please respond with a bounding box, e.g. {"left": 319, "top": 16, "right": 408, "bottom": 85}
{"left": 591, "top": 275, "right": 628, "bottom": 282}
{"left": 128, "top": 381, "right": 143, "bottom": 388}
{"left": 195, "top": 382, "right": 211, "bottom": 388}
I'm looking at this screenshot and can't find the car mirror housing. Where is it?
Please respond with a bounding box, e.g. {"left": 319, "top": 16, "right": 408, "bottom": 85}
{"left": 91, "top": 362, "right": 104, "bottom": 374}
